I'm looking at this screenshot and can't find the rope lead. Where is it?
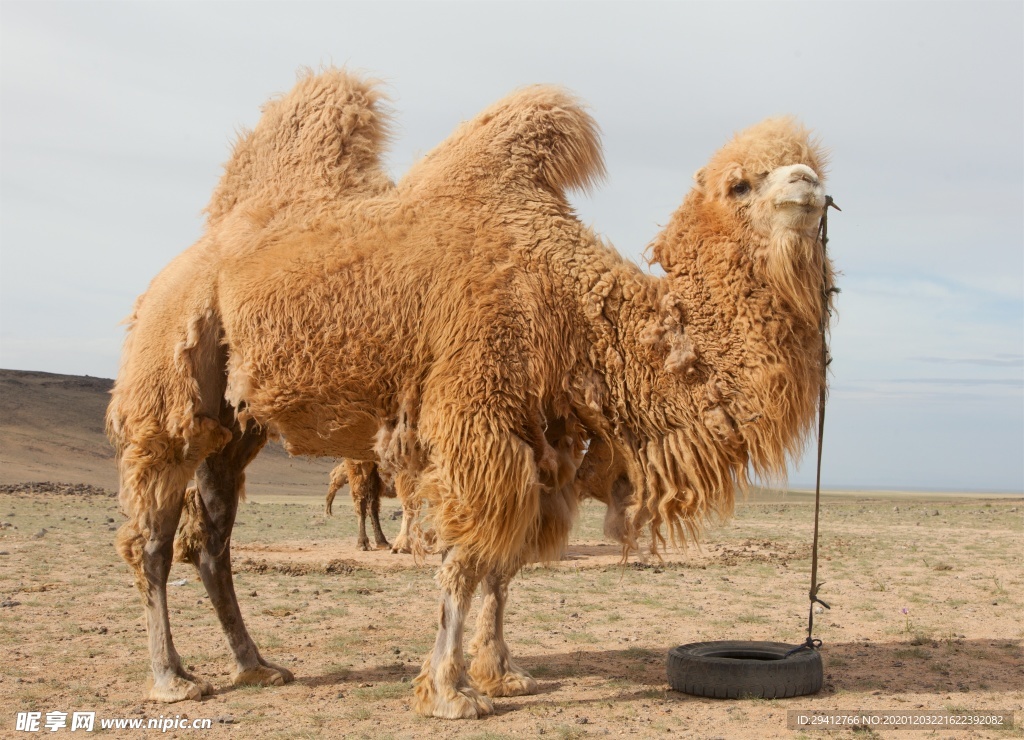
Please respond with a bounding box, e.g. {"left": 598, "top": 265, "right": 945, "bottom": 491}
{"left": 795, "top": 195, "right": 840, "bottom": 656}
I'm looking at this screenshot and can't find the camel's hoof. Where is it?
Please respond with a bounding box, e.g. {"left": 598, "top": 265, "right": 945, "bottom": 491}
{"left": 232, "top": 662, "right": 293, "bottom": 687}
{"left": 488, "top": 671, "right": 539, "bottom": 697}
{"left": 146, "top": 675, "right": 205, "bottom": 703}
{"left": 422, "top": 688, "right": 494, "bottom": 719}
{"left": 357, "top": 541, "right": 371, "bottom": 552}
{"left": 374, "top": 541, "right": 391, "bottom": 551}
{"left": 412, "top": 669, "right": 494, "bottom": 719}
{"left": 390, "top": 539, "right": 411, "bottom": 554}
{"left": 470, "top": 664, "right": 539, "bottom": 697}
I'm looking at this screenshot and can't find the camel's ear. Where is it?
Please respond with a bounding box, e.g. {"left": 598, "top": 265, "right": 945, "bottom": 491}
{"left": 693, "top": 168, "right": 706, "bottom": 193}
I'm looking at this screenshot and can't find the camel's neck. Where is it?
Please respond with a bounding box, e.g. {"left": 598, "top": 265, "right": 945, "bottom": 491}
{"left": 581, "top": 205, "right": 827, "bottom": 548}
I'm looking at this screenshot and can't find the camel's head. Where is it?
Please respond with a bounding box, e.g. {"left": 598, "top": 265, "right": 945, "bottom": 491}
{"left": 654, "top": 117, "right": 832, "bottom": 327}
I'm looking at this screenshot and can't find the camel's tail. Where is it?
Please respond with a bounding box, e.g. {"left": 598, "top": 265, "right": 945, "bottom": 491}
{"left": 173, "top": 485, "right": 208, "bottom": 564}
{"left": 206, "top": 67, "right": 394, "bottom": 226}
{"left": 325, "top": 462, "right": 349, "bottom": 516}
{"left": 401, "top": 85, "right": 605, "bottom": 202}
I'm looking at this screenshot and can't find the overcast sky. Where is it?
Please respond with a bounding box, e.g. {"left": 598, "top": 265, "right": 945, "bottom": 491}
{"left": 1, "top": 1, "right": 1021, "bottom": 492}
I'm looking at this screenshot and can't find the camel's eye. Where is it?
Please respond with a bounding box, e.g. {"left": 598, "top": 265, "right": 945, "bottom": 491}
{"left": 730, "top": 180, "right": 751, "bottom": 196}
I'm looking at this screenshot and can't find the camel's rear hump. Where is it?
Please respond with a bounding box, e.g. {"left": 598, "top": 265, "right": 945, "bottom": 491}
{"left": 400, "top": 86, "right": 605, "bottom": 204}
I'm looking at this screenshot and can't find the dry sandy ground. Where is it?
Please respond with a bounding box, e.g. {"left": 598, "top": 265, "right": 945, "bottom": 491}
{"left": 1, "top": 486, "right": 1021, "bottom": 739}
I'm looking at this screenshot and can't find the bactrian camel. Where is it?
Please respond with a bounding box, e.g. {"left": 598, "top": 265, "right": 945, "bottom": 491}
{"left": 324, "top": 460, "right": 416, "bottom": 553}
{"left": 107, "top": 69, "right": 834, "bottom": 718}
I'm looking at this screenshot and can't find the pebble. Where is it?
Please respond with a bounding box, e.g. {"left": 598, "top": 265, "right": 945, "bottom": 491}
{"left": 215, "top": 715, "right": 234, "bottom": 725}
{"left": 1, "top": 598, "right": 20, "bottom": 608}
{"left": 33, "top": 529, "right": 47, "bottom": 539}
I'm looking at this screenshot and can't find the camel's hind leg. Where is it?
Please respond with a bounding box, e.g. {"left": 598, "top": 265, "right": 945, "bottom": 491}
{"left": 187, "top": 423, "right": 294, "bottom": 689}
{"left": 412, "top": 549, "right": 493, "bottom": 719}
{"left": 468, "top": 570, "right": 538, "bottom": 697}
{"left": 116, "top": 419, "right": 231, "bottom": 702}
{"left": 119, "top": 490, "right": 213, "bottom": 702}
{"left": 367, "top": 480, "right": 389, "bottom": 550}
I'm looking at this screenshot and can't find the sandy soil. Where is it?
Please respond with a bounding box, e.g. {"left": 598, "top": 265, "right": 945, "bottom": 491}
{"left": 1, "top": 486, "right": 1021, "bottom": 739}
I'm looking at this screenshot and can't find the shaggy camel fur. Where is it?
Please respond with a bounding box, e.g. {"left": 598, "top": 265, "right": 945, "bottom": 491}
{"left": 324, "top": 460, "right": 416, "bottom": 553}
{"left": 108, "top": 69, "right": 834, "bottom": 718}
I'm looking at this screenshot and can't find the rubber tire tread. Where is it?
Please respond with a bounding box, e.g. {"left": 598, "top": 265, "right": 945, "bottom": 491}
{"left": 666, "top": 640, "right": 822, "bottom": 699}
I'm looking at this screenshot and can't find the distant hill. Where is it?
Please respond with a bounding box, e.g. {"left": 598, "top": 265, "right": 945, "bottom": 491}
{"left": 0, "top": 369, "right": 337, "bottom": 496}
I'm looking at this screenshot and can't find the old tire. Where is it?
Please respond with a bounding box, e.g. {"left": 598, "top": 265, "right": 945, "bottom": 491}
{"left": 667, "top": 641, "right": 822, "bottom": 699}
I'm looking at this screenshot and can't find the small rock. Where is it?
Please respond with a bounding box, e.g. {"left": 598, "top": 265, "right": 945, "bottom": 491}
{"left": 1, "top": 599, "right": 21, "bottom": 608}
{"left": 393, "top": 647, "right": 401, "bottom": 654}
{"left": 249, "top": 591, "right": 258, "bottom": 597}
{"left": 930, "top": 510, "right": 940, "bottom": 517}
{"left": 893, "top": 506, "right": 900, "bottom": 512}
{"left": 575, "top": 717, "right": 589, "bottom": 724}
{"left": 0, "top": 551, "right": 9, "bottom": 556}
{"left": 335, "top": 691, "right": 345, "bottom": 699}
{"left": 33, "top": 529, "right": 47, "bottom": 539}
{"left": 168, "top": 578, "right": 188, "bottom": 587}
{"left": 215, "top": 715, "right": 234, "bottom": 725}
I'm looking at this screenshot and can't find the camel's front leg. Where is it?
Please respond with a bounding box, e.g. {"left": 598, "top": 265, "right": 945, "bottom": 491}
{"left": 390, "top": 502, "right": 415, "bottom": 554}
{"left": 349, "top": 461, "right": 388, "bottom": 550}
{"left": 390, "top": 472, "right": 417, "bottom": 554}
{"left": 188, "top": 424, "right": 294, "bottom": 689}
{"left": 468, "top": 570, "right": 538, "bottom": 697}
{"left": 413, "top": 551, "right": 493, "bottom": 719}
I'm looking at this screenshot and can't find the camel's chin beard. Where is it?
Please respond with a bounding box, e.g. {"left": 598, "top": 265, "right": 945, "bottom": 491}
{"left": 759, "top": 227, "right": 827, "bottom": 328}
{"left": 773, "top": 200, "right": 823, "bottom": 234}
